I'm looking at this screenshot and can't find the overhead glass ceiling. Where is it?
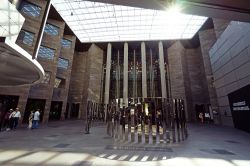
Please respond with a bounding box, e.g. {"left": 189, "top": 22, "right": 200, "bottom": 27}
{"left": 52, "top": 0, "right": 207, "bottom": 43}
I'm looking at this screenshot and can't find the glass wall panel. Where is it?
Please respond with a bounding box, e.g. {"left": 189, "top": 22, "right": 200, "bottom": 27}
{"left": 61, "top": 38, "right": 72, "bottom": 48}
{"left": 145, "top": 47, "right": 162, "bottom": 97}
{"left": 20, "top": 1, "right": 41, "bottom": 17}
{"left": 44, "top": 23, "right": 59, "bottom": 36}
{"left": 128, "top": 50, "right": 133, "bottom": 98}
{"left": 110, "top": 48, "right": 117, "bottom": 100}
{"left": 101, "top": 42, "right": 168, "bottom": 108}
{"left": 38, "top": 45, "right": 55, "bottom": 60}
{"left": 17, "top": 30, "right": 34, "bottom": 46}
{"left": 57, "top": 57, "right": 69, "bottom": 69}
{"left": 53, "top": 0, "right": 207, "bottom": 42}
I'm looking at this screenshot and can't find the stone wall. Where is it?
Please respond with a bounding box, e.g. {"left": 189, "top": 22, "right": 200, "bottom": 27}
{"left": 167, "top": 41, "right": 191, "bottom": 120}
{"left": 185, "top": 47, "right": 210, "bottom": 120}
{"left": 168, "top": 41, "right": 210, "bottom": 121}
{"left": 68, "top": 44, "right": 104, "bottom": 120}
{"left": 212, "top": 18, "right": 230, "bottom": 39}
{"left": 87, "top": 44, "right": 104, "bottom": 103}
{"left": 52, "top": 35, "right": 76, "bottom": 120}
{"left": 29, "top": 18, "right": 65, "bottom": 123}
{"left": 209, "top": 21, "right": 250, "bottom": 126}
{"left": 68, "top": 51, "right": 88, "bottom": 119}
{"left": 199, "top": 28, "right": 221, "bottom": 123}
{"left": 80, "top": 44, "right": 104, "bottom": 119}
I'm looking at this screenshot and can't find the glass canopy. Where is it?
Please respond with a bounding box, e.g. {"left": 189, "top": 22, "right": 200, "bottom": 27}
{"left": 52, "top": 0, "right": 207, "bottom": 43}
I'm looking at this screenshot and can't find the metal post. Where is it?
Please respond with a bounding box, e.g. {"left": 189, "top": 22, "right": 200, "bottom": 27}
{"left": 123, "top": 43, "right": 128, "bottom": 107}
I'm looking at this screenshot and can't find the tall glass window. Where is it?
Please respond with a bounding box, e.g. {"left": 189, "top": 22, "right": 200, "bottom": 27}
{"left": 44, "top": 23, "right": 59, "bottom": 36}
{"left": 58, "top": 58, "right": 69, "bottom": 69}
{"left": 17, "top": 30, "right": 35, "bottom": 46}
{"left": 20, "top": 1, "right": 41, "bottom": 17}
{"left": 61, "top": 38, "right": 72, "bottom": 48}
{"left": 38, "top": 46, "right": 55, "bottom": 60}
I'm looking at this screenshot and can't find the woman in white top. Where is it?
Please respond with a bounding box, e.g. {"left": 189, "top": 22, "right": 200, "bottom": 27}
{"left": 28, "top": 111, "right": 34, "bottom": 129}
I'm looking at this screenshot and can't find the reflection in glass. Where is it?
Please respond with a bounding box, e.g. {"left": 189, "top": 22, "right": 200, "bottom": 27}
{"left": 17, "top": 30, "right": 34, "bottom": 46}
{"left": 61, "top": 38, "right": 72, "bottom": 48}
{"left": 44, "top": 23, "right": 59, "bottom": 36}
{"left": 38, "top": 46, "right": 55, "bottom": 60}
{"left": 20, "top": 1, "right": 41, "bottom": 17}
{"left": 58, "top": 58, "right": 69, "bottom": 69}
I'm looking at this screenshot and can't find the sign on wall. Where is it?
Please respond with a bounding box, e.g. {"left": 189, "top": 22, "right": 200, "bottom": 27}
{"left": 228, "top": 84, "right": 250, "bottom": 133}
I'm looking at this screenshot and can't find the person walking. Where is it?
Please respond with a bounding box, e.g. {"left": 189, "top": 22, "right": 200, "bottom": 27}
{"left": 9, "top": 108, "right": 16, "bottom": 129}
{"left": 204, "top": 112, "right": 211, "bottom": 123}
{"left": 28, "top": 111, "right": 34, "bottom": 129}
{"left": 32, "top": 109, "right": 40, "bottom": 129}
{"left": 13, "top": 108, "right": 21, "bottom": 129}
{"left": 3, "top": 109, "right": 11, "bottom": 131}
{"left": 199, "top": 112, "right": 204, "bottom": 123}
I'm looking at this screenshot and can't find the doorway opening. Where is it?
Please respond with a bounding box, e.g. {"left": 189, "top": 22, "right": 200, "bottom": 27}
{"left": 70, "top": 103, "right": 80, "bottom": 119}
{"left": 49, "top": 101, "right": 62, "bottom": 121}
{"left": 195, "top": 104, "right": 206, "bottom": 121}
{"left": 0, "top": 95, "right": 19, "bottom": 130}
{"left": 22, "top": 98, "right": 45, "bottom": 124}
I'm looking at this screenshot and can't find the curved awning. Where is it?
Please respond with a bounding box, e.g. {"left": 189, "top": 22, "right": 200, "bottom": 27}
{"left": 0, "top": 37, "right": 44, "bottom": 86}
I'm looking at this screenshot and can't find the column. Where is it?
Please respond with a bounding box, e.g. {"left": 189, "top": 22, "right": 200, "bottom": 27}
{"left": 123, "top": 42, "right": 128, "bottom": 107}
{"left": 104, "top": 43, "right": 112, "bottom": 119}
{"left": 141, "top": 42, "right": 147, "bottom": 99}
{"left": 158, "top": 41, "right": 167, "bottom": 98}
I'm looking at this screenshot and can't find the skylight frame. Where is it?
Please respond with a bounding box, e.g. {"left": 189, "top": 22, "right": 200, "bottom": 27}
{"left": 52, "top": 0, "right": 207, "bottom": 43}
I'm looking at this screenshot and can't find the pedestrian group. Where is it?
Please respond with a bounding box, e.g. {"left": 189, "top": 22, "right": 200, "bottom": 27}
{"left": 0, "top": 108, "right": 40, "bottom": 131}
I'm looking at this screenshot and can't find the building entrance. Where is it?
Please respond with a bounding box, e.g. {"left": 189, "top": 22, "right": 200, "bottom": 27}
{"left": 49, "top": 101, "right": 62, "bottom": 121}
{"left": 70, "top": 103, "right": 80, "bottom": 119}
{"left": 23, "top": 99, "right": 45, "bottom": 124}
{"left": 195, "top": 104, "right": 206, "bottom": 122}
{"left": 0, "top": 95, "right": 19, "bottom": 131}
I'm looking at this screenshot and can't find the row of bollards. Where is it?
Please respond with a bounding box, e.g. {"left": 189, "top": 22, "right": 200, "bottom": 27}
{"left": 105, "top": 98, "right": 188, "bottom": 144}
{"left": 85, "top": 101, "right": 105, "bottom": 134}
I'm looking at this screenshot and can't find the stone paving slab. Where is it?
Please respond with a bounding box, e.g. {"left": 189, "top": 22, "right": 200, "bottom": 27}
{"left": 0, "top": 120, "right": 250, "bottom": 166}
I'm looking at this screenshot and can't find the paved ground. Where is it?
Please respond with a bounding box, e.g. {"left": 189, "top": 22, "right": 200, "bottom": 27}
{"left": 0, "top": 120, "right": 250, "bottom": 166}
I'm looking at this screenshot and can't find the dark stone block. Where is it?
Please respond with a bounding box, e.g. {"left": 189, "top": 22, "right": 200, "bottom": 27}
{"left": 47, "top": 134, "right": 59, "bottom": 138}
{"left": 200, "top": 149, "right": 216, "bottom": 154}
{"left": 53, "top": 143, "right": 70, "bottom": 148}
{"left": 213, "top": 149, "right": 235, "bottom": 155}
{"left": 225, "top": 140, "right": 240, "bottom": 144}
